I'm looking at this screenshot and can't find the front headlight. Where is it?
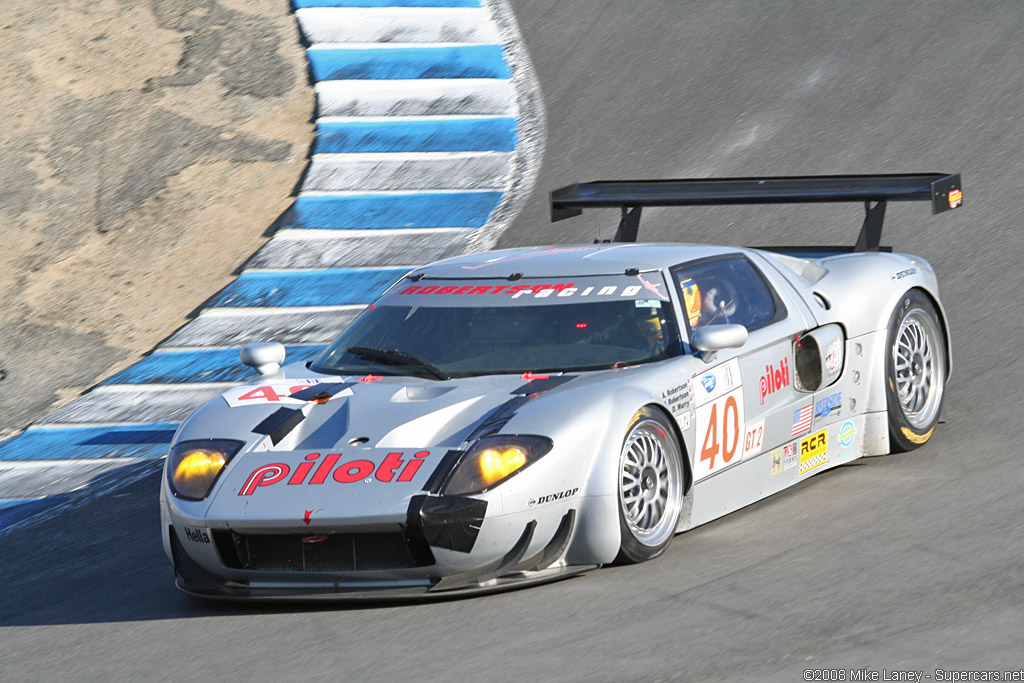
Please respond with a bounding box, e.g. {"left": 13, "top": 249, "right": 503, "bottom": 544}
{"left": 442, "top": 435, "right": 553, "bottom": 496}
{"left": 168, "top": 439, "right": 244, "bottom": 501}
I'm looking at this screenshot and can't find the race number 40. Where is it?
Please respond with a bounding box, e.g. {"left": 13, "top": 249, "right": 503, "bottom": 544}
{"left": 694, "top": 387, "right": 745, "bottom": 481}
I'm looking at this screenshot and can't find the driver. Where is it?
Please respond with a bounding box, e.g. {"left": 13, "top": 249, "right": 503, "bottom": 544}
{"left": 699, "top": 277, "right": 737, "bottom": 325}
{"left": 679, "top": 278, "right": 702, "bottom": 327}
{"left": 679, "top": 275, "right": 737, "bottom": 327}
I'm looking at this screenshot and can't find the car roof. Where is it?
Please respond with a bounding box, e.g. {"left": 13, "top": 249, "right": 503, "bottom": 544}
{"left": 416, "top": 243, "right": 742, "bottom": 279}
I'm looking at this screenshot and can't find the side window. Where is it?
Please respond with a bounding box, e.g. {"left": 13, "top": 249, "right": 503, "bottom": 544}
{"left": 671, "top": 255, "right": 785, "bottom": 333}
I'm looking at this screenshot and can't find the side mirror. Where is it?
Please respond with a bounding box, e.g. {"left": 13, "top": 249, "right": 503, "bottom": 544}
{"left": 240, "top": 342, "right": 286, "bottom": 376}
{"left": 690, "top": 324, "right": 748, "bottom": 363}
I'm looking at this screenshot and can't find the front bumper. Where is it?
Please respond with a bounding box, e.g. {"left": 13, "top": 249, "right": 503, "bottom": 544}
{"left": 167, "top": 499, "right": 588, "bottom": 601}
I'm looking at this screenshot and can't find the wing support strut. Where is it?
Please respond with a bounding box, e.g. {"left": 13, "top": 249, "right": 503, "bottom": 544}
{"left": 854, "top": 200, "right": 886, "bottom": 252}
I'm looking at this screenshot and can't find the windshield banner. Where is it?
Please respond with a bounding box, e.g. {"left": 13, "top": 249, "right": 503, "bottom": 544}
{"left": 385, "top": 273, "right": 671, "bottom": 307}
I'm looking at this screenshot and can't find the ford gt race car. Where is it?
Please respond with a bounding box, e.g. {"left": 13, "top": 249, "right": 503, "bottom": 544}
{"left": 161, "top": 174, "right": 963, "bottom": 600}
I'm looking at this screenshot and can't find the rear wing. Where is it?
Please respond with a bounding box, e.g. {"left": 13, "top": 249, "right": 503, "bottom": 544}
{"left": 549, "top": 173, "right": 963, "bottom": 250}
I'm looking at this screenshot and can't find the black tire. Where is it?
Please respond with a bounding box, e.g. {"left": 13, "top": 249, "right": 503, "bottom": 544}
{"left": 885, "top": 290, "right": 947, "bottom": 452}
{"left": 615, "top": 407, "right": 685, "bottom": 564}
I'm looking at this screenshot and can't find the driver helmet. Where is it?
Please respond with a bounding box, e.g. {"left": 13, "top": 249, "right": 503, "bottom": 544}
{"left": 679, "top": 278, "right": 702, "bottom": 327}
{"left": 634, "top": 301, "right": 665, "bottom": 340}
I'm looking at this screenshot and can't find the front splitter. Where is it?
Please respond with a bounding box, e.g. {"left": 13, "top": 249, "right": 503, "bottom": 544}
{"left": 177, "top": 564, "right": 596, "bottom": 603}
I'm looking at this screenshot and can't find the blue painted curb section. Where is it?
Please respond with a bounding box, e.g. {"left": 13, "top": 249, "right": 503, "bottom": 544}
{"left": 0, "top": 424, "right": 179, "bottom": 462}
{"left": 101, "top": 346, "right": 324, "bottom": 386}
{"left": 308, "top": 45, "right": 511, "bottom": 81}
{"left": 314, "top": 117, "right": 517, "bottom": 154}
{"left": 207, "top": 268, "right": 408, "bottom": 308}
{"left": 280, "top": 192, "right": 502, "bottom": 230}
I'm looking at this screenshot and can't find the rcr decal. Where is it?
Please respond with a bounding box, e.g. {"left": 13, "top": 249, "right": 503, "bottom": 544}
{"left": 799, "top": 428, "right": 828, "bottom": 475}
{"left": 238, "top": 451, "right": 430, "bottom": 496}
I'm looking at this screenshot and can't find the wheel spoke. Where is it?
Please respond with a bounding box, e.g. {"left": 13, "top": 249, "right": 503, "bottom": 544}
{"left": 650, "top": 499, "right": 663, "bottom": 524}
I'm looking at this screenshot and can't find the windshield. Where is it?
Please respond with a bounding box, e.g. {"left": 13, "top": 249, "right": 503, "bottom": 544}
{"left": 311, "top": 273, "right": 682, "bottom": 379}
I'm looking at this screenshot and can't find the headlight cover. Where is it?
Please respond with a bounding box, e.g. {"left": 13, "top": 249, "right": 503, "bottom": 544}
{"left": 442, "top": 435, "right": 553, "bottom": 496}
{"left": 168, "top": 439, "right": 244, "bottom": 501}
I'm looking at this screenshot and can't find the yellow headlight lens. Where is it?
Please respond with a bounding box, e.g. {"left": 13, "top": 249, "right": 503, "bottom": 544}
{"left": 171, "top": 450, "right": 227, "bottom": 499}
{"left": 441, "top": 436, "right": 552, "bottom": 496}
{"left": 174, "top": 450, "right": 226, "bottom": 482}
{"left": 479, "top": 447, "right": 528, "bottom": 484}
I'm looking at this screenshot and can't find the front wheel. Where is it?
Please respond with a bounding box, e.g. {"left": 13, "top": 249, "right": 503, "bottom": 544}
{"left": 885, "top": 290, "right": 947, "bottom": 452}
{"left": 615, "top": 408, "right": 685, "bottom": 564}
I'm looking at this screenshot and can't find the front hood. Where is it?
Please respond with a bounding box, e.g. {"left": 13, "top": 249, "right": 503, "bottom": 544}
{"left": 205, "top": 446, "right": 445, "bottom": 530}
{"left": 179, "top": 372, "right": 580, "bottom": 528}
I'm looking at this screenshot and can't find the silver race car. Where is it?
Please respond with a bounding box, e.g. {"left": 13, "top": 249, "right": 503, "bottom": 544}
{"left": 161, "top": 174, "right": 963, "bottom": 599}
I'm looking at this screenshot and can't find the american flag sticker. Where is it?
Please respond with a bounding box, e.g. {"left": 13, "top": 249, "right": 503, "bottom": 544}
{"left": 792, "top": 404, "right": 812, "bottom": 436}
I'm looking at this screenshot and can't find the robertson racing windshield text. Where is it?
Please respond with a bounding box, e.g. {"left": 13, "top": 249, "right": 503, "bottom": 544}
{"left": 311, "top": 273, "right": 682, "bottom": 379}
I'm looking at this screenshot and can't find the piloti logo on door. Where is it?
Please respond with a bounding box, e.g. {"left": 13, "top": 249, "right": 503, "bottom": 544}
{"left": 759, "top": 358, "right": 790, "bottom": 403}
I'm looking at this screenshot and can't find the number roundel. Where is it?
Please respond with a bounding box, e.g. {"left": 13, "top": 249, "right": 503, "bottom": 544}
{"left": 695, "top": 388, "right": 745, "bottom": 481}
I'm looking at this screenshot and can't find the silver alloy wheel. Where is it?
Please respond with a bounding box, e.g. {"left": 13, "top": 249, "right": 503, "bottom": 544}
{"left": 618, "top": 418, "right": 683, "bottom": 547}
{"left": 893, "top": 308, "right": 945, "bottom": 430}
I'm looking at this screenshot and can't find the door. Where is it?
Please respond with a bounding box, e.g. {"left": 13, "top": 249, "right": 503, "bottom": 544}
{"left": 670, "top": 254, "right": 812, "bottom": 485}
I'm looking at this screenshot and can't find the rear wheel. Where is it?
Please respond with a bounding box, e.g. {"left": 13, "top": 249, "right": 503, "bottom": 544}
{"left": 885, "top": 290, "right": 947, "bottom": 452}
{"left": 615, "top": 408, "right": 684, "bottom": 564}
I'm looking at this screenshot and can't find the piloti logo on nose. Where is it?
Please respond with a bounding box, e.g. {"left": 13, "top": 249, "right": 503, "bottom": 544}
{"left": 759, "top": 358, "right": 790, "bottom": 404}
{"left": 239, "top": 451, "right": 429, "bottom": 496}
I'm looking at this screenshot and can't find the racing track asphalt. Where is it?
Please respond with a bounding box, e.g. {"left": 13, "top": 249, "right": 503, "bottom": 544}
{"left": 2, "top": 2, "right": 1023, "bottom": 681}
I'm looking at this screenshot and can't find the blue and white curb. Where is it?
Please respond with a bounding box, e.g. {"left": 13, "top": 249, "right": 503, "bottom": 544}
{"left": 0, "top": 0, "right": 544, "bottom": 533}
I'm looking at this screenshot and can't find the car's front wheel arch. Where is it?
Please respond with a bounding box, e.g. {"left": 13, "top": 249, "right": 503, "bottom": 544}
{"left": 613, "top": 405, "right": 687, "bottom": 564}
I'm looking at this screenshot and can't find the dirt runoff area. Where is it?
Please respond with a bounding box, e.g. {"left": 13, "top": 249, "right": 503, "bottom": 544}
{"left": 0, "top": 0, "right": 312, "bottom": 437}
